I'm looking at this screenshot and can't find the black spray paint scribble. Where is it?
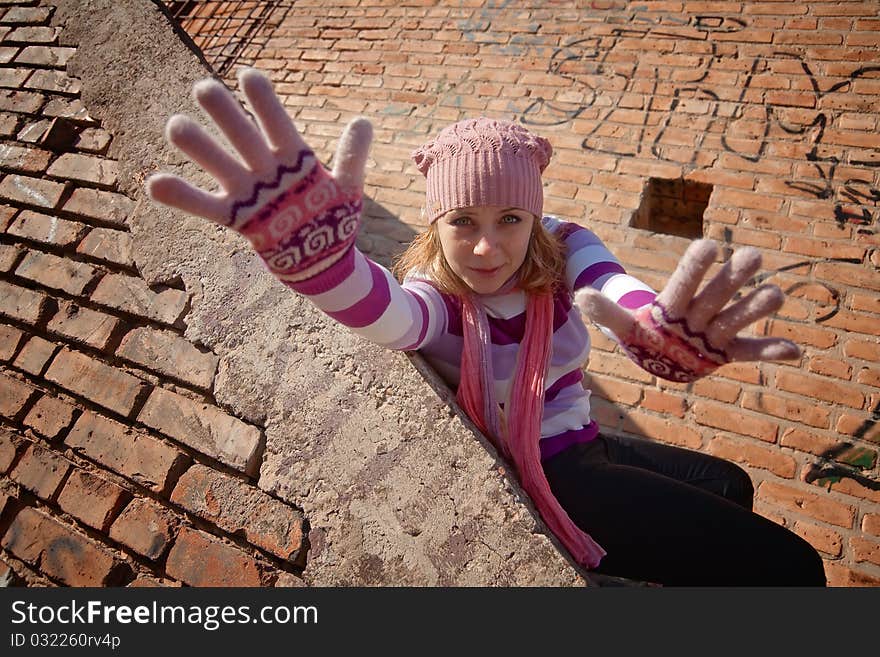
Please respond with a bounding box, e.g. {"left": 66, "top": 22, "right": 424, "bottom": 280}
{"left": 516, "top": 20, "right": 880, "bottom": 229}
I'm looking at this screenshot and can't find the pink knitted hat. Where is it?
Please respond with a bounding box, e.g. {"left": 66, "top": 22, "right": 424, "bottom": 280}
{"left": 411, "top": 117, "right": 552, "bottom": 224}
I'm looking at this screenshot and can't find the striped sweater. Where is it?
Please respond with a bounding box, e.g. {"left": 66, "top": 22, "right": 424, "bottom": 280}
{"left": 288, "top": 216, "right": 655, "bottom": 461}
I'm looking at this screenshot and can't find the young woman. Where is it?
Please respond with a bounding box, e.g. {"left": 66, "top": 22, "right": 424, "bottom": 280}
{"left": 147, "top": 68, "right": 826, "bottom": 586}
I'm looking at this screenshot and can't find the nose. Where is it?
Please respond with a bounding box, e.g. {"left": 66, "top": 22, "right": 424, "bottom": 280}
{"left": 473, "top": 231, "right": 498, "bottom": 256}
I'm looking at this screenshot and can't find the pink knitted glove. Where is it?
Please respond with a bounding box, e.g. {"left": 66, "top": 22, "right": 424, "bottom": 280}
{"left": 146, "top": 68, "right": 373, "bottom": 283}
{"left": 575, "top": 240, "right": 801, "bottom": 382}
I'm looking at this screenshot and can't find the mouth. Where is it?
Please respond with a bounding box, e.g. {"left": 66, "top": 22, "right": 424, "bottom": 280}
{"left": 469, "top": 266, "right": 503, "bottom": 276}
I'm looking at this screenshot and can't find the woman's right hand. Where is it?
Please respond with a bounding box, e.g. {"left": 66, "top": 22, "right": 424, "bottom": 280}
{"left": 146, "top": 67, "right": 373, "bottom": 282}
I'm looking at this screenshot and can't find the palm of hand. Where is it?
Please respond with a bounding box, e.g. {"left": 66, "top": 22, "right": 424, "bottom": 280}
{"left": 146, "top": 68, "right": 372, "bottom": 236}
{"left": 575, "top": 240, "right": 800, "bottom": 380}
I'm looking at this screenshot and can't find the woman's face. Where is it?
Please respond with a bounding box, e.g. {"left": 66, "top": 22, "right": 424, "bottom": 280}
{"left": 435, "top": 205, "right": 535, "bottom": 295}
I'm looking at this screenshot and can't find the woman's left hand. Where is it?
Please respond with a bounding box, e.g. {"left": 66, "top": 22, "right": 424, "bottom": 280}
{"left": 574, "top": 239, "right": 800, "bottom": 382}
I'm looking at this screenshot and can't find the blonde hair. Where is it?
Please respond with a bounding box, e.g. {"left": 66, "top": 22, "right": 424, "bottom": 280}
{"left": 391, "top": 217, "right": 567, "bottom": 296}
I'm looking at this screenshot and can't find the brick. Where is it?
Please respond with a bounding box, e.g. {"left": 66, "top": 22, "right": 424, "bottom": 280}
{"left": 109, "top": 498, "right": 174, "bottom": 560}
{"left": 850, "top": 292, "right": 880, "bottom": 315}
{"left": 620, "top": 410, "right": 702, "bottom": 450}
{"left": 0, "top": 426, "right": 20, "bottom": 473}
{"left": 127, "top": 575, "right": 180, "bottom": 588}
{"left": 586, "top": 374, "right": 643, "bottom": 406}
{"left": 46, "top": 153, "right": 118, "bottom": 187}
{"left": 0, "top": 322, "right": 23, "bottom": 360}
{"left": 24, "top": 68, "right": 81, "bottom": 95}
{"left": 707, "top": 435, "right": 797, "bottom": 478}
{"left": 586, "top": 350, "right": 653, "bottom": 384}
{"left": 0, "top": 112, "right": 14, "bottom": 137}
{"left": 63, "top": 187, "right": 132, "bottom": 225}
{"left": 14, "top": 250, "right": 98, "bottom": 296}
{"left": 0, "top": 370, "right": 36, "bottom": 420}
{"left": 762, "top": 318, "right": 837, "bottom": 349}
{"left": 90, "top": 274, "right": 188, "bottom": 326}
{"left": 816, "top": 476, "right": 880, "bottom": 506}
{"left": 713, "top": 187, "right": 784, "bottom": 212}
{"left": 776, "top": 370, "right": 864, "bottom": 409}
{"left": 0, "top": 7, "right": 53, "bottom": 23}
{"left": 6, "top": 26, "right": 59, "bottom": 43}
{"left": 41, "top": 97, "right": 94, "bottom": 122}
{"left": 0, "top": 88, "right": 43, "bottom": 113}
{"left": 13, "top": 335, "right": 59, "bottom": 375}
{"left": 758, "top": 481, "right": 855, "bottom": 528}
{"left": 641, "top": 389, "right": 687, "bottom": 418}
{"left": 814, "top": 261, "right": 880, "bottom": 293}
{"left": 23, "top": 393, "right": 77, "bottom": 441}
{"left": 118, "top": 327, "right": 218, "bottom": 390}
{"left": 781, "top": 428, "right": 877, "bottom": 469}
{"left": 792, "top": 521, "right": 842, "bottom": 558}
{"left": 1, "top": 242, "right": 24, "bottom": 271}
{"left": 824, "top": 562, "right": 880, "bottom": 587}
{"left": 57, "top": 468, "right": 129, "bottom": 532}
{"left": 836, "top": 413, "right": 879, "bottom": 444}
{"left": 16, "top": 117, "right": 49, "bottom": 143}
{"left": 0, "top": 173, "right": 65, "bottom": 208}
{"left": 851, "top": 536, "right": 880, "bottom": 567}
{"left": 9, "top": 442, "right": 70, "bottom": 500}
{"left": 741, "top": 390, "right": 831, "bottom": 429}
{"left": 0, "top": 48, "right": 18, "bottom": 64}
{"left": 823, "top": 309, "right": 880, "bottom": 337}
{"left": 1, "top": 507, "right": 128, "bottom": 586}
{"left": 692, "top": 400, "right": 778, "bottom": 443}
{"left": 46, "top": 299, "right": 119, "bottom": 351}
{"left": 65, "top": 409, "right": 188, "bottom": 494}
{"left": 45, "top": 348, "right": 149, "bottom": 417}
{"left": 76, "top": 227, "right": 134, "bottom": 267}
{"left": 171, "top": 464, "right": 304, "bottom": 561}
{"left": 0, "top": 67, "right": 30, "bottom": 89}
{"left": 275, "top": 572, "right": 306, "bottom": 587}
{"left": 807, "top": 356, "right": 852, "bottom": 380}
{"left": 691, "top": 377, "right": 741, "bottom": 403}
{"left": 165, "top": 526, "right": 262, "bottom": 587}
{"left": 74, "top": 127, "right": 110, "bottom": 154}
{"left": 857, "top": 367, "right": 880, "bottom": 388}
{"left": 13, "top": 46, "right": 75, "bottom": 68}
{"left": 864, "top": 514, "right": 880, "bottom": 536}
{"left": 138, "top": 387, "right": 261, "bottom": 475}
{"left": 7, "top": 210, "right": 87, "bottom": 247}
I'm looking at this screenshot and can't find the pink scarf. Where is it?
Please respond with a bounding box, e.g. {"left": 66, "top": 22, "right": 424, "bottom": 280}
{"left": 457, "top": 292, "right": 606, "bottom": 570}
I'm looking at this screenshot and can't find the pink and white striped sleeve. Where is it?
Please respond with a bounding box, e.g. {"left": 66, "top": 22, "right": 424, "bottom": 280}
{"left": 554, "top": 218, "right": 656, "bottom": 311}
{"left": 284, "top": 244, "right": 447, "bottom": 351}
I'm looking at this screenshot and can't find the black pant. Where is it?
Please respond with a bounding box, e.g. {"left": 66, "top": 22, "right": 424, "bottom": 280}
{"left": 543, "top": 434, "right": 826, "bottom": 586}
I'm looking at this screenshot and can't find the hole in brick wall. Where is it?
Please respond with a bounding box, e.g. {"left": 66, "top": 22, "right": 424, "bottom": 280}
{"left": 629, "top": 177, "right": 712, "bottom": 239}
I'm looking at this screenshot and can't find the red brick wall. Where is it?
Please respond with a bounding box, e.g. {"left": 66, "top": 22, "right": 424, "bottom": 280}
{"left": 231, "top": 0, "right": 879, "bottom": 586}
{"left": 0, "top": 1, "right": 305, "bottom": 588}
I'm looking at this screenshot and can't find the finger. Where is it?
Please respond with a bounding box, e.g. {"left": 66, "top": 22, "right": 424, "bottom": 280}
{"left": 655, "top": 239, "right": 717, "bottom": 318}
{"left": 688, "top": 246, "right": 762, "bottom": 332}
{"left": 193, "top": 78, "right": 275, "bottom": 175}
{"left": 332, "top": 117, "right": 373, "bottom": 194}
{"left": 705, "top": 284, "right": 784, "bottom": 348}
{"left": 725, "top": 336, "right": 801, "bottom": 362}
{"left": 575, "top": 287, "right": 635, "bottom": 339}
{"left": 146, "top": 173, "right": 230, "bottom": 224}
{"left": 238, "top": 67, "right": 306, "bottom": 158}
{"left": 165, "top": 114, "right": 251, "bottom": 196}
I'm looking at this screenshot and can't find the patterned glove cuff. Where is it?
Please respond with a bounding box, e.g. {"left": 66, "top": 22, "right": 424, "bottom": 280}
{"left": 620, "top": 302, "right": 729, "bottom": 383}
{"left": 231, "top": 152, "right": 362, "bottom": 284}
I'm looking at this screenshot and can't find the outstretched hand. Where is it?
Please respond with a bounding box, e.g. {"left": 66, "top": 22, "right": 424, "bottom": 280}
{"left": 146, "top": 67, "right": 373, "bottom": 279}
{"left": 575, "top": 239, "right": 800, "bottom": 382}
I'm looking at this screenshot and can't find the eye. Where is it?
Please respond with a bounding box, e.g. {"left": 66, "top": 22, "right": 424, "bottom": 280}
{"left": 449, "top": 215, "right": 472, "bottom": 226}
{"left": 501, "top": 214, "right": 523, "bottom": 224}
